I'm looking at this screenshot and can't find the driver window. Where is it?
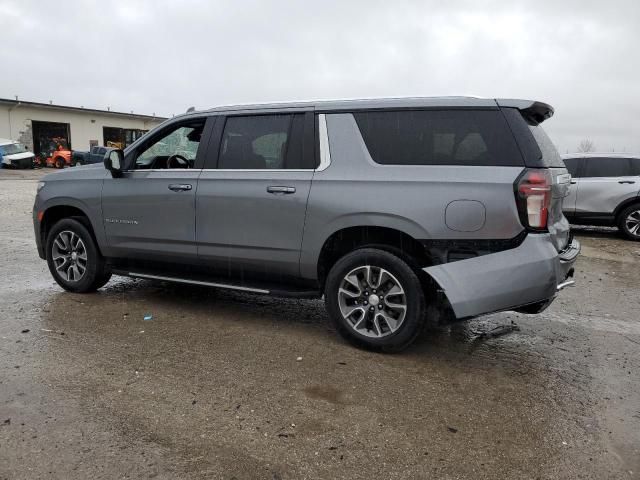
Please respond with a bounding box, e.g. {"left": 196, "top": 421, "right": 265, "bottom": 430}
{"left": 135, "top": 122, "right": 204, "bottom": 169}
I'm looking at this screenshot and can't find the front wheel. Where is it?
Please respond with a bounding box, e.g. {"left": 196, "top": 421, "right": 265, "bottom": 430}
{"left": 54, "top": 157, "right": 65, "bottom": 169}
{"left": 618, "top": 204, "right": 640, "bottom": 241}
{"left": 324, "top": 248, "right": 427, "bottom": 352}
{"left": 46, "top": 218, "right": 112, "bottom": 292}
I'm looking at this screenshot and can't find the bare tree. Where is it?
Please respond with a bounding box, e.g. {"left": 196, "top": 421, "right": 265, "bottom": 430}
{"left": 577, "top": 138, "right": 596, "bottom": 153}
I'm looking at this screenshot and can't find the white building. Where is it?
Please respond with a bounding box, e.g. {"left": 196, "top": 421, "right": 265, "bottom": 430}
{"left": 0, "top": 97, "right": 166, "bottom": 156}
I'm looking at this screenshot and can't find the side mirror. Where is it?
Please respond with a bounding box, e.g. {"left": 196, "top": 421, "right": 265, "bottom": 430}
{"left": 104, "top": 149, "right": 124, "bottom": 178}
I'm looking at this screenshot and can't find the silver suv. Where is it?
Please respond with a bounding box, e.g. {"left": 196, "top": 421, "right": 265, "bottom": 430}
{"left": 33, "top": 97, "right": 580, "bottom": 351}
{"left": 563, "top": 153, "right": 640, "bottom": 240}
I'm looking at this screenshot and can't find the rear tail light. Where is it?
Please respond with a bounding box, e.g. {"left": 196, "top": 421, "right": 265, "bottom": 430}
{"left": 515, "top": 169, "right": 552, "bottom": 231}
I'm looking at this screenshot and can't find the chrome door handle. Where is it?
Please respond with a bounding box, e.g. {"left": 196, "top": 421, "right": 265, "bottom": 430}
{"left": 618, "top": 180, "right": 636, "bottom": 184}
{"left": 168, "top": 183, "right": 192, "bottom": 192}
{"left": 266, "top": 186, "right": 296, "bottom": 194}
{"left": 570, "top": 180, "right": 577, "bottom": 184}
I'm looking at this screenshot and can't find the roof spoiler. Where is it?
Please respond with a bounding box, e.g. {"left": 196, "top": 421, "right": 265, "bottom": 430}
{"left": 495, "top": 99, "right": 554, "bottom": 124}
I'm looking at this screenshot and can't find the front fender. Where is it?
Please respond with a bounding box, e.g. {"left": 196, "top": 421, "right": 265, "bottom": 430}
{"left": 35, "top": 177, "right": 108, "bottom": 256}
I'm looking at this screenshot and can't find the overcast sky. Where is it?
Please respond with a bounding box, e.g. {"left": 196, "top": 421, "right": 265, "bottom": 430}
{"left": 1, "top": 0, "right": 638, "bottom": 153}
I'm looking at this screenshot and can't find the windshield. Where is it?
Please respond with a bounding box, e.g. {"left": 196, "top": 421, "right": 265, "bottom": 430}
{"left": 0, "top": 143, "right": 29, "bottom": 156}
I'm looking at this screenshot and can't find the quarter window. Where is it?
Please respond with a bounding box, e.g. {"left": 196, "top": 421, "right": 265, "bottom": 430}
{"left": 353, "top": 110, "right": 523, "bottom": 166}
{"left": 582, "top": 157, "right": 632, "bottom": 178}
{"left": 218, "top": 114, "right": 307, "bottom": 169}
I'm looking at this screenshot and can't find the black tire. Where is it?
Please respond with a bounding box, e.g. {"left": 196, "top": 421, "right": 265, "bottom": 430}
{"left": 324, "top": 248, "right": 427, "bottom": 352}
{"left": 617, "top": 203, "right": 640, "bottom": 241}
{"left": 54, "top": 157, "right": 65, "bottom": 169}
{"left": 46, "top": 218, "right": 112, "bottom": 293}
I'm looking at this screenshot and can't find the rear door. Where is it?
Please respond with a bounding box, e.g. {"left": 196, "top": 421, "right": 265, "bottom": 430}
{"left": 575, "top": 157, "right": 638, "bottom": 215}
{"left": 196, "top": 112, "right": 316, "bottom": 279}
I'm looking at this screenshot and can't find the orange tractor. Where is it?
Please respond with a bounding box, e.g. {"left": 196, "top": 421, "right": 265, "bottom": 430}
{"left": 36, "top": 138, "right": 72, "bottom": 168}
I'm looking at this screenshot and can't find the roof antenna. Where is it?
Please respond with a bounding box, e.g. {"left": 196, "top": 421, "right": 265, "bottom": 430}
{"left": 186, "top": 106, "right": 195, "bottom": 113}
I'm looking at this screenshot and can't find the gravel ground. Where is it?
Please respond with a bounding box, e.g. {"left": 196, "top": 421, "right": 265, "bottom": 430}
{"left": 1, "top": 168, "right": 638, "bottom": 479}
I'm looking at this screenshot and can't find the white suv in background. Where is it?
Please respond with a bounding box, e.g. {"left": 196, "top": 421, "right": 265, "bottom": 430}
{"left": 0, "top": 139, "right": 36, "bottom": 169}
{"left": 563, "top": 153, "right": 640, "bottom": 240}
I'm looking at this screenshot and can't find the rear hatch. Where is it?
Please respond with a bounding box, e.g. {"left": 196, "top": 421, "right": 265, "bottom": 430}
{"left": 499, "top": 101, "right": 571, "bottom": 252}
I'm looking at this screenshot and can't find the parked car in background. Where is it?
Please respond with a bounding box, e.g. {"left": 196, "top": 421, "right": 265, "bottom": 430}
{"left": 71, "top": 146, "right": 109, "bottom": 166}
{"left": 0, "top": 139, "right": 35, "bottom": 168}
{"left": 563, "top": 153, "right": 640, "bottom": 240}
{"left": 33, "top": 97, "right": 579, "bottom": 352}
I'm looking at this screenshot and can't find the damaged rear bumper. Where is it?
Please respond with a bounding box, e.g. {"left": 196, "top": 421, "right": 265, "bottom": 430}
{"left": 424, "top": 233, "right": 580, "bottom": 319}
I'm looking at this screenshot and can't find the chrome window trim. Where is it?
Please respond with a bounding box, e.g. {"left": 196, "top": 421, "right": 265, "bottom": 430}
{"left": 316, "top": 113, "right": 331, "bottom": 172}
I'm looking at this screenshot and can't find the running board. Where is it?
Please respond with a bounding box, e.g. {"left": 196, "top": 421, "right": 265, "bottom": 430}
{"left": 112, "top": 270, "right": 321, "bottom": 298}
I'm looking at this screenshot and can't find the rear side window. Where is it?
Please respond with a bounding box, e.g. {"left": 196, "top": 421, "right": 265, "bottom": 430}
{"left": 583, "top": 157, "right": 633, "bottom": 178}
{"left": 501, "top": 107, "right": 564, "bottom": 168}
{"left": 218, "top": 114, "right": 308, "bottom": 169}
{"left": 563, "top": 157, "right": 581, "bottom": 177}
{"left": 353, "top": 110, "right": 523, "bottom": 166}
{"left": 527, "top": 125, "right": 565, "bottom": 168}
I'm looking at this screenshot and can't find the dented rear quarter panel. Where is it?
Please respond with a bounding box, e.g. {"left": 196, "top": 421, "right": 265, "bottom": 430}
{"left": 299, "top": 113, "right": 527, "bottom": 280}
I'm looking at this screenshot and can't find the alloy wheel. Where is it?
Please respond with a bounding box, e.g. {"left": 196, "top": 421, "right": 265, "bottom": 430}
{"left": 51, "top": 230, "right": 88, "bottom": 282}
{"left": 337, "top": 265, "right": 407, "bottom": 338}
{"left": 625, "top": 209, "right": 640, "bottom": 237}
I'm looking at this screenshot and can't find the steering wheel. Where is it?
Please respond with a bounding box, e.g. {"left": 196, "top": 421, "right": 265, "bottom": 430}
{"left": 166, "top": 154, "right": 190, "bottom": 169}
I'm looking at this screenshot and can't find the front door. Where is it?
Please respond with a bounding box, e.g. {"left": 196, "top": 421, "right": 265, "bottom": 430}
{"left": 196, "top": 112, "right": 316, "bottom": 280}
{"left": 101, "top": 117, "right": 212, "bottom": 261}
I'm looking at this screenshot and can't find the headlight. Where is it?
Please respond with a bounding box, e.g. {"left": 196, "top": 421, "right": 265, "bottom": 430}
{"left": 37, "top": 181, "right": 46, "bottom": 192}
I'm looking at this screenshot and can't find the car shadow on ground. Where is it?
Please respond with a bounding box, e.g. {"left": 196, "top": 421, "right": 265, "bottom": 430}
{"left": 40, "top": 277, "right": 544, "bottom": 375}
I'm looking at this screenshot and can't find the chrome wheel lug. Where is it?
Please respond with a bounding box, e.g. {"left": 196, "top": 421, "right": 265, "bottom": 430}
{"left": 369, "top": 307, "right": 374, "bottom": 312}
{"left": 378, "top": 305, "right": 383, "bottom": 310}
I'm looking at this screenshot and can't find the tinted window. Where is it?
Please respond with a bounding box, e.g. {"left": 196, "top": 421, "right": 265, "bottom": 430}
{"left": 353, "top": 110, "right": 523, "bottom": 166}
{"left": 528, "top": 125, "right": 565, "bottom": 168}
{"left": 583, "top": 157, "right": 632, "bottom": 178}
{"left": 563, "top": 157, "right": 581, "bottom": 177}
{"left": 630, "top": 158, "right": 640, "bottom": 175}
{"left": 218, "top": 114, "right": 307, "bottom": 169}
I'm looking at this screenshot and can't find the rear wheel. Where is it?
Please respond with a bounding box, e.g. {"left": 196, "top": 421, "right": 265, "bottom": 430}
{"left": 325, "top": 248, "right": 427, "bottom": 352}
{"left": 54, "top": 157, "right": 65, "bottom": 169}
{"left": 46, "top": 218, "right": 112, "bottom": 292}
{"left": 618, "top": 203, "right": 640, "bottom": 241}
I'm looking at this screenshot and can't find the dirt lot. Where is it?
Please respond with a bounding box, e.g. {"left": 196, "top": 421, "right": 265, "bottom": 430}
{"left": 1, "top": 168, "right": 639, "bottom": 479}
